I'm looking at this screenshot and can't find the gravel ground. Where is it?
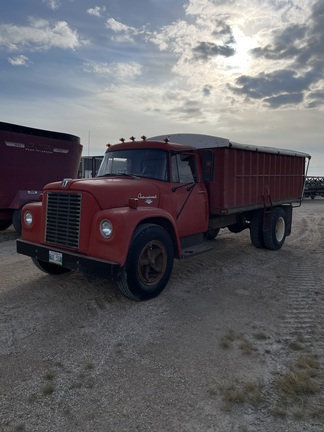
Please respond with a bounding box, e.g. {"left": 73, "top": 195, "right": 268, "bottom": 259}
{"left": 1, "top": 198, "right": 324, "bottom": 432}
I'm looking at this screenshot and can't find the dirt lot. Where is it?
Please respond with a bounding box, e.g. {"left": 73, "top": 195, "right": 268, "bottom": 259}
{"left": 1, "top": 198, "right": 324, "bottom": 432}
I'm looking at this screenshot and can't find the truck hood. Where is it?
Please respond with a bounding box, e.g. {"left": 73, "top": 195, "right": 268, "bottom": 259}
{"left": 45, "top": 177, "right": 161, "bottom": 209}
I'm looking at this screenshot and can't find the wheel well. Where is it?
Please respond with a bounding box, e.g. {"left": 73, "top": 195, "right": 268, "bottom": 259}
{"left": 136, "top": 217, "right": 180, "bottom": 259}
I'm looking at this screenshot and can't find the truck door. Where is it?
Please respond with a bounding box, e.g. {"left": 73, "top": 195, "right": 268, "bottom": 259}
{"left": 171, "top": 153, "right": 209, "bottom": 237}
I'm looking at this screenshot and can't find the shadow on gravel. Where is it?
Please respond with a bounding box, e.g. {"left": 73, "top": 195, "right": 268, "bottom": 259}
{"left": 0, "top": 226, "right": 18, "bottom": 243}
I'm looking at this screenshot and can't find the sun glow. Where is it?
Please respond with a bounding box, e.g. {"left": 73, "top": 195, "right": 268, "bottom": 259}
{"left": 225, "top": 29, "right": 258, "bottom": 75}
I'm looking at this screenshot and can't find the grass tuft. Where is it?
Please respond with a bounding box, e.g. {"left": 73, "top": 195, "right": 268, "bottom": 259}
{"left": 42, "top": 382, "right": 55, "bottom": 396}
{"left": 276, "top": 369, "right": 318, "bottom": 397}
{"left": 239, "top": 339, "right": 258, "bottom": 355}
{"left": 288, "top": 341, "right": 304, "bottom": 351}
{"left": 221, "top": 380, "right": 263, "bottom": 409}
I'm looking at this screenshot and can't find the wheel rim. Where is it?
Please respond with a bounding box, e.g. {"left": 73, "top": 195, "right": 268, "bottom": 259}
{"left": 275, "top": 216, "right": 285, "bottom": 242}
{"left": 137, "top": 240, "right": 168, "bottom": 286}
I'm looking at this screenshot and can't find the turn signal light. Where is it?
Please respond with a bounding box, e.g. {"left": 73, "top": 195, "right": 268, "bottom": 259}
{"left": 129, "top": 198, "right": 138, "bottom": 209}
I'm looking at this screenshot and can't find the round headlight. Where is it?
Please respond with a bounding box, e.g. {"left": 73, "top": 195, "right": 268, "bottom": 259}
{"left": 24, "top": 211, "right": 33, "bottom": 226}
{"left": 100, "top": 219, "right": 113, "bottom": 238}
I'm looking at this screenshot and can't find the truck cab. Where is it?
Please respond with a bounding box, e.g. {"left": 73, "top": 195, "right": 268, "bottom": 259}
{"left": 17, "top": 137, "right": 210, "bottom": 301}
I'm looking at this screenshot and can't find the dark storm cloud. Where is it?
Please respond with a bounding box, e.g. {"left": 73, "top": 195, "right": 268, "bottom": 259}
{"left": 296, "top": 0, "right": 324, "bottom": 67}
{"left": 306, "top": 90, "right": 324, "bottom": 108}
{"left": 229, "top": 70, "right": 313, "bottom": 100}
{"left": 193, "top": 41, "right": 235, "bottom": 60}
{"left": 212, "top": 20, "right": 235, "bottom": 45}
{"left": 203, "top": 85, "right": 213, "bottom": 97}
{"left": 251, "top": 24, "right": 306, "bottom": 61}
{"left": 264, "top": 93, "right": 304, "bottom": 108}
{"left": 231, "top": 0, "right": 324, "bottom": 108}
{"left": 192, "top": 18, "right": 235, "bottom": 61}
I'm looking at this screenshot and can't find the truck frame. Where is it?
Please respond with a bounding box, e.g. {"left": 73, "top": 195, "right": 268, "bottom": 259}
{"left": 17, "top": 133, "right": 310, "bottom": 301}
{"left": 0, "top": 121, "right": 82, "bottom": 234}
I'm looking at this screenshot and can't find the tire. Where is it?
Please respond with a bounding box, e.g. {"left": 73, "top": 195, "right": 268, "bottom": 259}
{"left": 0, "top": 220, "right": 12, "bottom": 231}
{"left": 228, "top": 223, "right": 245, "bottom": 233}
{"left": 263, "top": 207, "right": 287, "bottom": 251}
{"left": 32, "top": 258, "right": 71, "bottom": 275}
{"left": 205, "top": 227, "right": 220, "bottom": 240}
{"left": 12, "top": 209, "right": 22, "bottom": 236}
{"left": 116, "top": 224, "right": 174, "bottom": 301}
{"left": 249, "top": 210, "right": 265, "bottom": 248}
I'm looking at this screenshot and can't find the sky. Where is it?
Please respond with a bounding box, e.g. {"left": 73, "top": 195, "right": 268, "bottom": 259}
{"left": 0, "top": 0, "right": 323, "bottom": 175}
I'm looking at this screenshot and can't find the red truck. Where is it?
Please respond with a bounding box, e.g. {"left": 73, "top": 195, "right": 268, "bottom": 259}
{"left": 17, "top": 133, "right": 310, "bottom": 301}
{"left": 0, "top": 121, "right": 82, "bottom": 234}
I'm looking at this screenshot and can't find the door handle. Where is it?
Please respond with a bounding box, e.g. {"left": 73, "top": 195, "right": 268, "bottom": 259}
{"left": 198, "top": 190, "right": 205, "bottom": 194}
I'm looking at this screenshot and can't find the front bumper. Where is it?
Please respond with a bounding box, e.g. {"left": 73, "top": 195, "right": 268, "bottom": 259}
{"left": 16, "top": 239, "right": 121, "bottom": 279}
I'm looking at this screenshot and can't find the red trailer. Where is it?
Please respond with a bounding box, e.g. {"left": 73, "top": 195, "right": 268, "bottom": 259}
{"left": 17, "top": 133, "right": 310, "bottom": 301}
{"left": 0, "top": 121, "right": 82, "bottom": 233}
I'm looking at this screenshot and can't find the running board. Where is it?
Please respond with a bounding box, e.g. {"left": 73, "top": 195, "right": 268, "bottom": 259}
{"left": 181, "top": 242, "right": 213, "bottom": 258}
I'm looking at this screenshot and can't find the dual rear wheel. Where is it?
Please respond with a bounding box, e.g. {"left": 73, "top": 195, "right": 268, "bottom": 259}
{"left": 250, "top": 207, "right": 287, "bottom": 250}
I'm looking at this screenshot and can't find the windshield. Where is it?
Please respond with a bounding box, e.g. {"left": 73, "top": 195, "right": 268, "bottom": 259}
{"left": 97, "top": 148, "right": 169, "bottom": 181}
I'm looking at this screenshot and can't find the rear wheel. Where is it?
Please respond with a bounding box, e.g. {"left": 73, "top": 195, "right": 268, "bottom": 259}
{"left": 263, "top": 207, "right": 287, "bottom": 250}
{"left": 32, "top": 258, "right": 71, "bottom": 275}
{"left": 117, "top": 224, "right": 174, "bottom": 301}
{"left": 250, "top": 210, "right": 265, "bottom": 248}
{"left": 228, "top": 223, "right": 245, "bottom": 233}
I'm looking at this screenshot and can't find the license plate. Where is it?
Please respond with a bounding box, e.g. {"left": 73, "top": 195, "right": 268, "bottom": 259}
{"left": 49, "top": 250, "right": 63, "bottom": 266}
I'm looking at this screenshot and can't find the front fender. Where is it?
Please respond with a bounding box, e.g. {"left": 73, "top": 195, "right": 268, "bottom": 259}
{"left": 88, "top": 207, "right": 180, "bottom": 267}
{"left": 21, "top": 201, "right": 44, "bottom": 243}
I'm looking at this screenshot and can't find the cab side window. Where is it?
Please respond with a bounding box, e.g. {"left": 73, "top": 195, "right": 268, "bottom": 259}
{"left": 171, "top": 154, "right": 197, "bottom": 183}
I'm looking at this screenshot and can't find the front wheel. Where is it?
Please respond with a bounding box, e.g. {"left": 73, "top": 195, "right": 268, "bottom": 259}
{"left": 12, "top": 208, "right": 22, "bottom": 235}
{"left": 117, "top": 224, "right": 174, "bottom": 301}
{"left": 32, "top": 258, "right": 71, "bottom": 275}
{"left": 263, "top": 207, "right": 287, "bottom": 250}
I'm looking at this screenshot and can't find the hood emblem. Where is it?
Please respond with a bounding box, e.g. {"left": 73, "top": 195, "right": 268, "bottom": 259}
{"left": 137, "top": 193, "right": 157, "bottom": 205}
{"left": 61, "top": 178, "right": 72, "bottom": 188}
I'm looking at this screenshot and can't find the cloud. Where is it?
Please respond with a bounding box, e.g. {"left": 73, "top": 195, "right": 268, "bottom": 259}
{"left": 306, "top": 90, "right": 324, "bottom": 109}
{"left": 264, "top": 93, "right": 304, "bottom": 108}
{"left": 227, "top": 0, "right": 324, "bottom": 108}
{"left": 105, "top": 17, "right": 146, "bottom": 43}
{"left": 8, "top": 54, "right": 30, "bottom": 66}
{"left": 231, "top": 69, "right": 313, "bottom": 99}
{"left": 87, "top": 6, "right": 106, "bottom": 17}
{"left": 251, "top": 24, "right": 306, "bottom": 61}
{"left": 42, "top": 0, "right": 61, "bottom": 11}
{"left": 0, "top": 17, "right": 86, "bottom": 51}
{"left": 203, "top": 85, "right": 213, "bottom": 97}
{"left": 85, "top": 61, "right": 142, "bottom": 82}
{"left": 193, "top": 41, "right": 235, "bottom": 61}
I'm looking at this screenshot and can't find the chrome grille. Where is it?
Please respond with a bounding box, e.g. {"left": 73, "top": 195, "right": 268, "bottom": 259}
{"left": 46, "top": 193, "right": 81, "bottom": 249}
